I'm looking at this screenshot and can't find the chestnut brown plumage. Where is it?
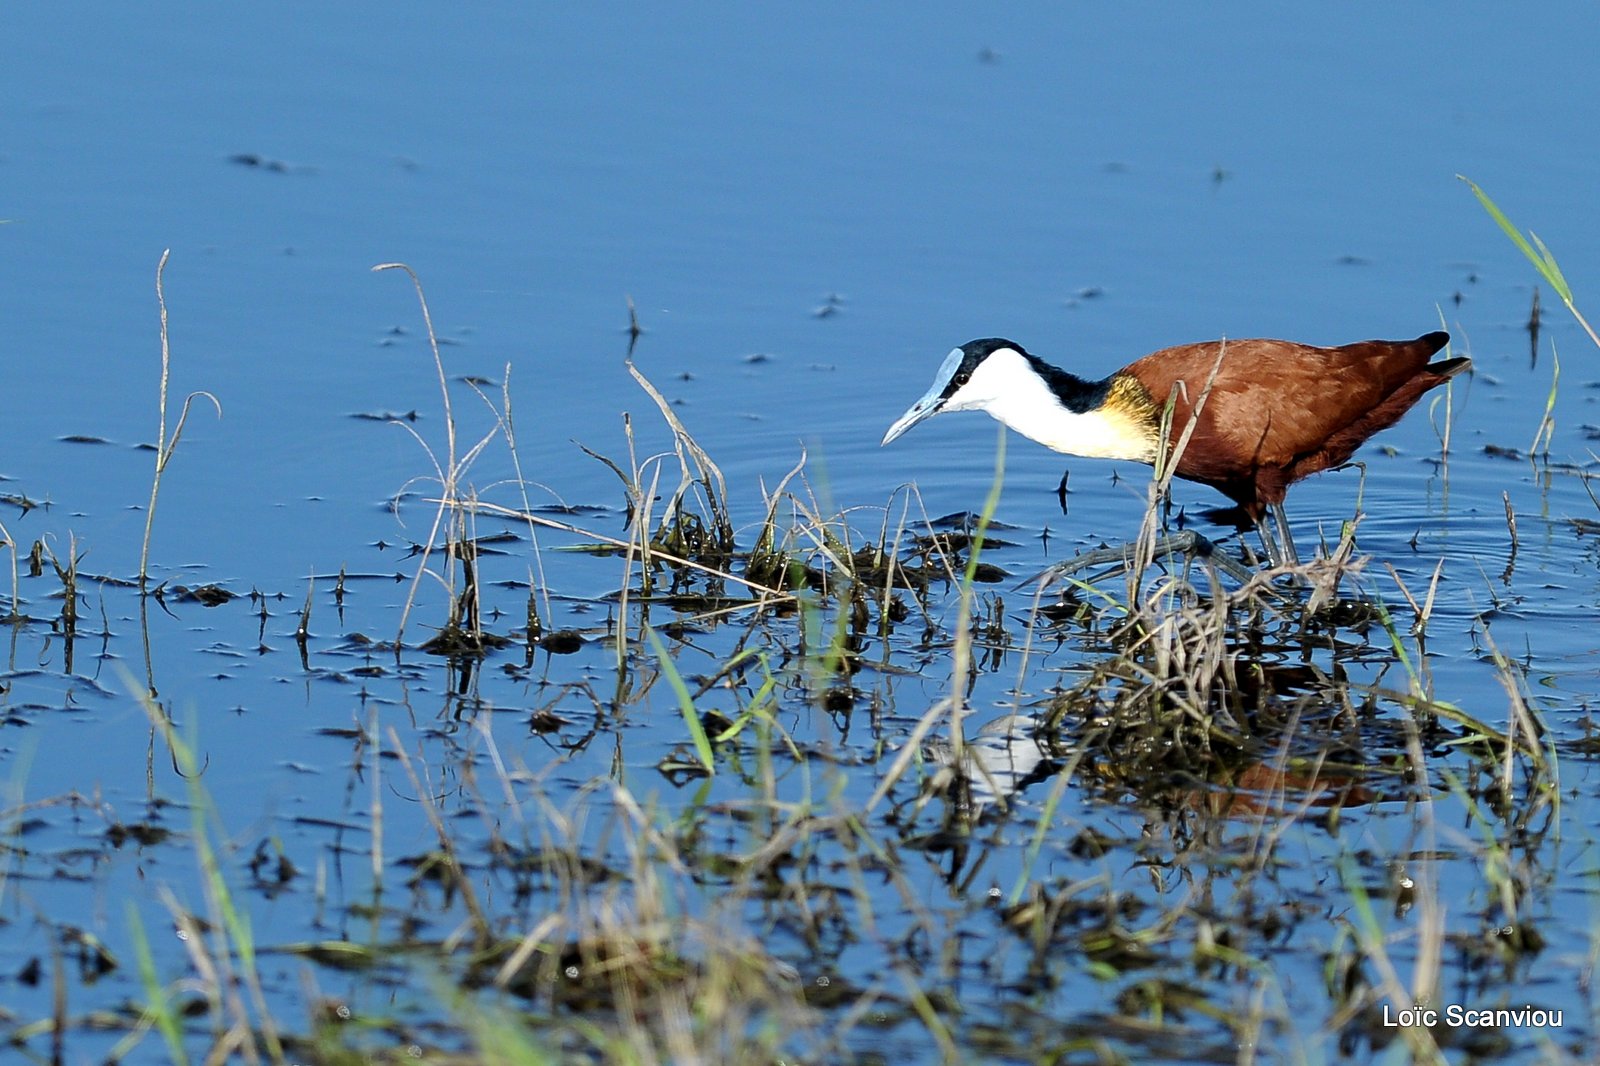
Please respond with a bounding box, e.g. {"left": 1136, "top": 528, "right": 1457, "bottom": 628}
{"left": 882, "top": 331, "right": 1469, "bottom": 564}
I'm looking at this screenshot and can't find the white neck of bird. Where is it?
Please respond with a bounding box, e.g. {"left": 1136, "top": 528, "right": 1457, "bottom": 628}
{"left": 949, "top": 349, "right": 1158, "bottom": 463}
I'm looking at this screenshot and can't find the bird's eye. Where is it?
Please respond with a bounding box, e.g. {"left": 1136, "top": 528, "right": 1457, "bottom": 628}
{"left": 952, "top": 370, "right": 970, "bottom": 387}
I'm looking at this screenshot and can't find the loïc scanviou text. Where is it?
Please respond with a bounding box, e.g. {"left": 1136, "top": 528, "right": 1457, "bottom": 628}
{"left": 1383, "top": 1004, "right": 1562, "bottom": 1028}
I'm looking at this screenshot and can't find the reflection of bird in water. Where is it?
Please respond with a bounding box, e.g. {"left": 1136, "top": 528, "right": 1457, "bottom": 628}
{"left": 923, "top": 715, "right": 1376, "bottom": 823}
{"left": 922, "top": 715, "right": 1052, "bottom": 820}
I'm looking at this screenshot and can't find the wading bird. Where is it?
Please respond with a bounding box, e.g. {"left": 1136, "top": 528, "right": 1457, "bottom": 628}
{"left": 881, "top": 332, "right": 1468, "bottom": 565}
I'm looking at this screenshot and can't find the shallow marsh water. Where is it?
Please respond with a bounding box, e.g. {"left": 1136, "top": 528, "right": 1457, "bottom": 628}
{"left": 4, "top": 3, "right": 1600, "bottom": 1063}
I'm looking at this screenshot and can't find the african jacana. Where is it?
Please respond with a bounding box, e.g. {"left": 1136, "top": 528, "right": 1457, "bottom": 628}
{"left": 881, "top": 332, "right": 1469, "bottom": 565}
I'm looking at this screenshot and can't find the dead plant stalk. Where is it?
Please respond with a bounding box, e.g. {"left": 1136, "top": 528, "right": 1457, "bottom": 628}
{"left": 141, "top": 250, "right": 222, "bottom": 593}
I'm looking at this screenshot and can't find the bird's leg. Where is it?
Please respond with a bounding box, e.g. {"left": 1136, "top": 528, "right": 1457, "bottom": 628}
{"left": 1055, "top": 470, "right": 1069, "bottom": 515}
{"left": 1253, "top": 514, "right": 1282, "bottom": 567}
{"left": 1253, "top": 503, "right": 1303, "bottom": 570}
{"left": 1270, "top": 502, "right": 1301, "bottom": 567}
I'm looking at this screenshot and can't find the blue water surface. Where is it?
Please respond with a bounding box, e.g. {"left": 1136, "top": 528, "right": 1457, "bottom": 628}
{"left": 3, "top": 2, "right": 1599, "bottom": 1061}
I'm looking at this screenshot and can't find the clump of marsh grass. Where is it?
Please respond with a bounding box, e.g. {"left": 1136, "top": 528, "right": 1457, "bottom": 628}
{"left": 457, "top": 788, "right": 821, "bottom": 1062}
{"left": 1029, "top": 537, "right": 1540, "bottom": 808}
{"left": 458, "top": 349, "right": 966, "bottom": 738}
{"left": 375, "top": 262, "right": 535, "bottom": 662}
{"left": 574, "top": 356, "right": 738, "bottom": 609}
{"left": 437, "top": 336, "right": 958, "bottom": 693}
{"left": 624, "top": 358, "right": 734, "bottom": 569}
{"left": 283, "top": 718, "right": 852, "bottom": 1064}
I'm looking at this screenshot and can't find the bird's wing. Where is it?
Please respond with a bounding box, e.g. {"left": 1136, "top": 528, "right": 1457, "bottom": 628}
{"left": 1124, "top": 336, "right": 1443, "bottom": 473}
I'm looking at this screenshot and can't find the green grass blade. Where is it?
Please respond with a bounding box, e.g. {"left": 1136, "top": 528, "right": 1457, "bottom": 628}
{"left": 645, "top": 625, "right": 715, "bottom": 773}
{"left": 1458, "top": 176, "right": 1573, "bottom": 303}
{"left": 1529, "top": 231, "right": 1573, "bottom": 302}
{"left": 126, "top": 904, "right": 188, "bottom": 1064}
{"left": 1531, "top": 339, "right": 1560, "bottom": 456}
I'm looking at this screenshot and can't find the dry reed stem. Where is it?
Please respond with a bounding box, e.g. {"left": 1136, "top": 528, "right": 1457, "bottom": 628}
{"left": 464, "top": 365, "right": 555, "bottom": 628}
{"left": 1129, "top": 338, "right": 1231, "bottom": 590}
{"left": 625, "top": 359, "right": 733, "bottom": 549}
{"left": 142, "top": 250, "right": 222, "bottom": 593}
{"left": 0, "top": 517, "right": 18, "bottom": 622}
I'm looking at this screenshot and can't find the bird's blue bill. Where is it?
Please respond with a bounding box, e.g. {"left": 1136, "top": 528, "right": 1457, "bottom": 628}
{"left": 881, "top": 392, "right": 944, "bottom": 445}
{"left": 881, "top": 347, "right": 962, "bottom": 445}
